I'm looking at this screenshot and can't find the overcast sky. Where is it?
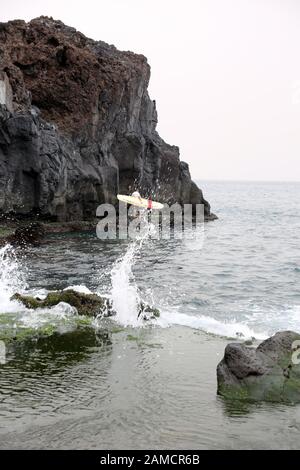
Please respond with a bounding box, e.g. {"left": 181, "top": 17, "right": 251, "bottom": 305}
{"left": 2, "top": 0, "right": 300, "bottom": 181}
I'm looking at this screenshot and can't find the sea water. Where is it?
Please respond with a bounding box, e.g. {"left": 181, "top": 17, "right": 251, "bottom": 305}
{"left": 0, "top": 181, "right": 300, "bottom": 449}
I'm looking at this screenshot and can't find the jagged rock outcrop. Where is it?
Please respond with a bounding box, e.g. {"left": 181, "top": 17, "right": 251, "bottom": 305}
{"left": 217, "top": 331, "right": 300, "bottom": 403}
{"left": 0, "top": 17, "right": 214, "bottom": 221}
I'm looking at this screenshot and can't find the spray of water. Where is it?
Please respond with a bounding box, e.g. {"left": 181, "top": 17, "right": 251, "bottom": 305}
{"left": 0, "top": 229, "right": 269, "bottom": 340}
{"left": 0, "top": 245, "right": 82, "bottom": 334}
{"left": 0, "top": 244, "right": 28, "bottom": 312}
{"left": 110, "top": 214, "right": 156, "bottom": 326}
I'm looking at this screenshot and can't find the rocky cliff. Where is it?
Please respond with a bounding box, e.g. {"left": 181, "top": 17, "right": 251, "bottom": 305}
{"left": 0, "top": 17, "right": 213, "bottom": 222}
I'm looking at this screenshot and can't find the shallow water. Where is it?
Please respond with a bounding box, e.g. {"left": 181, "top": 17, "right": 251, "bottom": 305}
{"left": 0, "top": 180, "right": 300, "bottom": 449}
{"left": 1, "top": 328, "right": 300, "bottom": 449}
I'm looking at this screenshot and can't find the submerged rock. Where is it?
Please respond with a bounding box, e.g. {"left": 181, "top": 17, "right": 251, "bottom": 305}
{"left": 0, "top": 17, "right": 214, "bottom": 222}
{"left": 12, "top": 289, "right": 112, "bottom": 317}
{"left": 12, "top": 328, "right": 112, "bottom": 364}
{"left": 217, "top": 331, "right": 300, "bottom": 403}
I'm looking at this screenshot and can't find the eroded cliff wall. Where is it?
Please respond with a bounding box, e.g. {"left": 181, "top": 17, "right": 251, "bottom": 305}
{"left": 0, "top": 17, "right": 213, "bottom": 221}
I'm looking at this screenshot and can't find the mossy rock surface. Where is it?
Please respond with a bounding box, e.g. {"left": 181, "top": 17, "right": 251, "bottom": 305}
{"left": 6, "top": 290, "right": 160, "bottom": 349}
{"left": 217, "top": 331, "right": 300, "bottom": 403}
{"left": 12, "top": 291, "right": 160, "bottom": 320}
{"left": 11, "top": 289, "right": 111, "bottom": 317}
{"left": 0, "top": 323, "right": 65, "bottom": 345}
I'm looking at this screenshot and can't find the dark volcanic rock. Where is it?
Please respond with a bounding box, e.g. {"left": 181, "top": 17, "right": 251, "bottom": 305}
{"left": 0, "top": 221, "right": 45, "bottom": 246}
{"left": 0, "top": 17, "right": 215, "bottom": 221}
{"left": 217, "top": 331, "right": 300, "bottom": 403}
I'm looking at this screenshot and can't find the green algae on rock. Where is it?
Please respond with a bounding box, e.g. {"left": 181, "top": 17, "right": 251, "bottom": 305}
{"left": 217, "top": 331, "right": 300, "bottom": 403}
{"left": 3, "top": 290, "right": 161, "bottom": 346}
{"left": 11, "top": 290, "right": 160, "bottom": 321}
{"left": 11, "top": 289, "right": 113, "bottom": 317}
{"left": 0, "top": 323, "right": 63, "bottom": 345}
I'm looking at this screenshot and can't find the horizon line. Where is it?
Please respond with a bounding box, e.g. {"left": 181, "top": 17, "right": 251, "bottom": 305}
{"left": 195, "top": 178, "right": 300, "bottom": 183}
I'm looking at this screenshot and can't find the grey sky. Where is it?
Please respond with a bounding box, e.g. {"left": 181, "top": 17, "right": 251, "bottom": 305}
{"left": 2, "top": 0, "right": 300, "bottom": 181}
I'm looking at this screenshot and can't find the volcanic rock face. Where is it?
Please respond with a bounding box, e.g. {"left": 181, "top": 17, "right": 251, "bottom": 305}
{"left": 0, "top": 17, "right": 213, "bottom": 221}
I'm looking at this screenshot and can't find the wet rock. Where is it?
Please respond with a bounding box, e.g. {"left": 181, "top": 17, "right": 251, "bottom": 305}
{"left": 0, "top": 17, "right": 213, "bottom": 221}
{"left": 138, "top": 301, "right": 160, "bottom": 320}
{"left": 12, "top": 289, "right": 160, "bottom": 321}
{"left": 217, "top": 331, "right": 300, "bottom": 403}
{"left": 3, "top": 222, "right": 45, "bottom": 246}
{"left": 12, "top": 289, "right": 112, "bottom": 317}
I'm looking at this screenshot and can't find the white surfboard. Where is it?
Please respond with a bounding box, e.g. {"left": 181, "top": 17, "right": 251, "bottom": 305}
{"left": 117, "top": 194, "right": 164, "bottom": 210}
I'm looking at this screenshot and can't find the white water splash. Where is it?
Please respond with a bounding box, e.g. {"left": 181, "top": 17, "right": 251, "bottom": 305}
{"left": 158, "top": 309, "right": 268, "bottom": 340}
{"left": 21, "top": 302, "right": 78, "bottom": 328}
{"left": 108, "top": 217, "right": 269, "bottom": 339}
{"left": 0, "top": 236, "right": 279, "bottom": 341}
{"left": 0, "top": 244, "right": 28, "bottom": 313}
{"left": 110, "top": 215, "right": 156, "bottom": 327}
{"left": 111, "top": 243, "right": 140, "bottom": 326}
{"left": 0, "top": 245, "right": 80, "bottom": 331}
{"left": 63, "top": 285, "right": 93, "bottom": 295}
